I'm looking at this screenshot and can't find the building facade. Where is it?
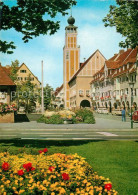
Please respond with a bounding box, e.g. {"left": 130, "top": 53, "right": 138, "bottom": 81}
{"left": 63, "top": 15, "right": 106, "bottom": 109}
{"left": 68, "top": 50, "right": 106, "bottom": 109}
{"left": 0, "top": 65, "right": 16, "bottom": 104}
{"left": 2, "top": 63, "right": 41, "bottom": 110}
{"left": 90, "top": 48, "right": 138, "bottom": 112}
{"left": 53, "top": 84, "right": 64, "bottom": 108}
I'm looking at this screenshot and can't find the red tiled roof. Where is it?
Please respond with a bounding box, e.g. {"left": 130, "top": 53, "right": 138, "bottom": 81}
{"left": 105, "top": 61, "right": 119, "bottom": 69}
{"left": 0, "top": 65, "right": 16, "bottom": 86}
{"left": 105, "top": 48, "right": 137, "bottom": 70}
{"left": 90, "top": 47, "right": 137, "bottom": 84}
{"left": 90, "top": 67, "right": 104, "bottom": 84}
{"left": 55, "top": 84, "right": 63, "bottom": 96}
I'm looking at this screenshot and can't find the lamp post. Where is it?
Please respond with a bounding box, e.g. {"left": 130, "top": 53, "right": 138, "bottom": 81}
{"left": 129, "top": 81, "right": 134, "bottom": 129}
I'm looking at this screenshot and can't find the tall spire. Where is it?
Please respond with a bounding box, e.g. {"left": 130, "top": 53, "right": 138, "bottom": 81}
{"left": 67, "top": 5, "right": 75, "bottom": 26}
{"left": 70, "top": 4, "right": 72, "bottom": 16}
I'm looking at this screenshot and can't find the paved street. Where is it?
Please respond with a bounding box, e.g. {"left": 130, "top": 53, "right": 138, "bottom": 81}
{"left": 0, "top": 114, "right": 138, "bottom": 140}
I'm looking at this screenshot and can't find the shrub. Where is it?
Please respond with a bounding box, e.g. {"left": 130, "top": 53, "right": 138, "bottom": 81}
{"left": 45, "top": 114, "right": 64, "bottom": 124}
{"left": 75, "top": 109, "right": 95, "bottom": 124}
{"left": 0, "top": 151, "right": 117, "bottom": 195}
{"left": 37, "top": 115, "right": 46, "bottom": 123}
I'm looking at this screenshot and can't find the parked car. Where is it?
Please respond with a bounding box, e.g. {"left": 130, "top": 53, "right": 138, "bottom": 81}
{"left": 132, "top": 111, "right": 138, "bottom": 122}
{"left": 97, "top": 108, "right": 109, "bottom": 114}
{"left": 112, "top": 109, "right": 122, "bottom": 116}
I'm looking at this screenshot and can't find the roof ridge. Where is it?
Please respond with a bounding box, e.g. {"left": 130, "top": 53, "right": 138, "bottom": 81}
{"left": 121, "top": 49, "right": 134, "bottom": 65}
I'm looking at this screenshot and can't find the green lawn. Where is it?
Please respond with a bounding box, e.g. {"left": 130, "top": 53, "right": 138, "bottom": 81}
{"left": 0, "top": 140, "right": 137, "bottom": 195}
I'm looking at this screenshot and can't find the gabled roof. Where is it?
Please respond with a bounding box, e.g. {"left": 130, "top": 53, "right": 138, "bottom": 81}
{"left": 68, "top": 49, "right": 106, "bottom": 84}
{"left": 90, "top": 47, "right": 137, "bottom": 84}
{"left": 105, "top": 48, "right": 137, "bottom": 70}
{"left": 0, "top": 65, "right": 15, "bottom": 86}
{"left": 18, "top": 63, "right": 41, "bottom": 84}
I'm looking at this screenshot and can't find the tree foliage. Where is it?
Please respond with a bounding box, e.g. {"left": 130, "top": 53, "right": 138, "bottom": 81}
{"left": 103, "top": 0, "right": 138, "bottom": 48}
{"left": 39, "top": 84, "right": 54, "bottom": 110}
{"left": 10, "top": 60, "right": 19, "bottom": 81}
{"left": 16, "top": 74, "right": 37, "bottom": 113}
{"left": 0, "top": 0, "right": 76, "bottom": 54}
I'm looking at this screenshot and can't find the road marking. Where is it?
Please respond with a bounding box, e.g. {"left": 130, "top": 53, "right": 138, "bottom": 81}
{"left": 20, "top": 137, "right": 102, "bottom": 140}
{"left": 1, "top": 129, "right": 138, "bottom": 132}
{"left": 21, "top": 132, "right": 98, "bottom": 135}
{"left": 0, "top": 135, "right": 17, "bottom": 137}
{"left": 97, "top": 132, "right": 118, "bottom": 136}
{"left": 40, "top": 135, "right": 63, "bottom": 137}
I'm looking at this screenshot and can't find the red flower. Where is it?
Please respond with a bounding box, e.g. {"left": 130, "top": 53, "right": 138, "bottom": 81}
{"left": 48, "top": 166, "right": 55, "bottom": 172}
{"left": 62, "top": 173, "right": 70, "bottom": 181}
{"left": 2, "top": 162, "right": 10, "bottom": 171}
{"left": 17, "top": 169, "right": 24, "bottom": 176}
{"left": 38, "top": 150, "right": 43, "bottom": 154}
{"left": 23, "top": 162, "right": 35, "bottom": 172}
{"left": 43, "top": 148, "right": 48, "bottom": 153}
{"left": 104, "top": 183, "right": 112, "bottom": 191}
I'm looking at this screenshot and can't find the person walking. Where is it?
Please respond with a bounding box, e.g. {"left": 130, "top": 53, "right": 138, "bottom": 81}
{"left": 122, "top": 108, "right": 126, "bottom": 122}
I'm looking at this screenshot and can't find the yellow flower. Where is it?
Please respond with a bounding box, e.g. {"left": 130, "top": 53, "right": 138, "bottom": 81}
{"left": 19, "top": 190, "right": 25, "bottom": 194}
{"left": 59, "top": 187, "right": 66, "bottom": 194}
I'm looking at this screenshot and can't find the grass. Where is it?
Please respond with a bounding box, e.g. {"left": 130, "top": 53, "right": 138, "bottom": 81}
{"left": 0, "top": 140, "right": 137, "bottom": 195}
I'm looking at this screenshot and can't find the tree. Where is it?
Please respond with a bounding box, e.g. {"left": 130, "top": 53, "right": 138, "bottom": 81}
{"left": 0, "top": 0, "right": 76, "bottom": 54}
{"left": 103, "top": 0, "right": 138, "bottom": 48}
{"left": 10, "top": 60, "right": 19, "bottom": 81}
{"left": 39, "top": 84, "right": 54, "bottom": 110}
{"left": 17, "top": 74, "right": 37, "bottom": 113}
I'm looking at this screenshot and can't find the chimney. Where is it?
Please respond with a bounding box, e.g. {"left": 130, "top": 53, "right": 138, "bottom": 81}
{"left": 119, "top": 49, "right": 124, "bottom": 54}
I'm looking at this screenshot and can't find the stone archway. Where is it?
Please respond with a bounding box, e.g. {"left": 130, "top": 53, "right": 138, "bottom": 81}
{"left": 105, "top": 102, "right": 107, "bottom": 108}
{"left": 122, "top": 101, "right": 125, "bottom": 109}
{"left": 133, "top": 102, "right": 137, "bottom": 110}
{"left": 80, "top": 100, "right": 91, "bottom": 108}
{"left": 114, "top": 102, "right": 117, "bottom": 109}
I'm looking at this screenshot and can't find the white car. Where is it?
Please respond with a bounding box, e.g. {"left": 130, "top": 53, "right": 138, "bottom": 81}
{"left": 112, "top": 109, "right": 122, "bottom": 116}
{"left": 97, "top": 108, "right": 108, "bottom": 114}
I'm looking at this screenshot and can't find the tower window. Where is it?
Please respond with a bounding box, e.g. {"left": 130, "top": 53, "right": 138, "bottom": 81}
{"left": 66, "top": 51, "right": 69, "bottom": 59}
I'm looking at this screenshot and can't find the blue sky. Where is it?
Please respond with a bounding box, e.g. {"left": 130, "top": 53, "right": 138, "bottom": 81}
{"left": 0, "top": 0, "right": 124, "bottom": 89}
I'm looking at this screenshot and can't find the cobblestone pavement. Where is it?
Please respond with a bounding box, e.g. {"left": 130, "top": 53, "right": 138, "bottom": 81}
{"left": 0, "top": 114, "right": 138, "bottom": 140}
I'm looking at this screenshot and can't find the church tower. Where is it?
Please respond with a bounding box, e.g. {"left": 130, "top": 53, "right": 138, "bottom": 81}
{"left": 63, "top": 15, "right": 80, "bottom": 108}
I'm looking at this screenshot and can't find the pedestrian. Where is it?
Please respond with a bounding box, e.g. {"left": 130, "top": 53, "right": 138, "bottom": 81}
{"left": 122, "top": 108, "right": 126, "bottom": 122}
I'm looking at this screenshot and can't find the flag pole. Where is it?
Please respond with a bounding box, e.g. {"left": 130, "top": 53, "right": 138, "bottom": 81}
{"left": 41, "top": 60, "right": 44, "bottom": 114}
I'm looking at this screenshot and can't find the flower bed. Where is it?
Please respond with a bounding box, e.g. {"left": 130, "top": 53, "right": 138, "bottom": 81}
{"left": 0, "top": 150, "right": 117, "bottom": 195}
{"left": 0, "top": 103, "right": 17, "bottom": 123}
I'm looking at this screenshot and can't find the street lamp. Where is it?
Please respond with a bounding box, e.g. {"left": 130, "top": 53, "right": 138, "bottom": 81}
{"left": 129, "top": 81, "right": 134, "bottom": 129}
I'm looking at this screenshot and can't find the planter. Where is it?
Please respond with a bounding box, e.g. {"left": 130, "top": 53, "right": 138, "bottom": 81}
{"left": 0, "top": 112, "right": 14, "bottom": 123}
